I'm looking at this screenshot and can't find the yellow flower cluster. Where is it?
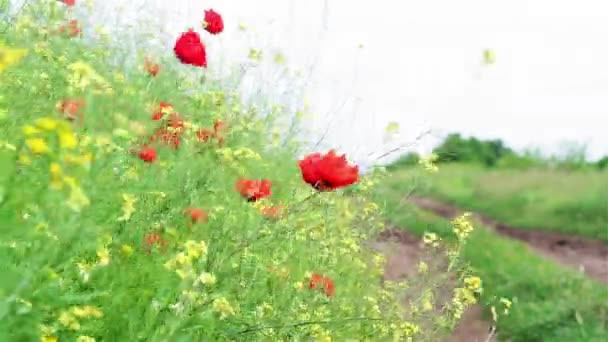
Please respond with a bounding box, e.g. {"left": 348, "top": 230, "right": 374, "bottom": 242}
{"left": 212, "top": 297, "right": 236, "bottom": 319}
{"left": 164, "top": 240, "right": 209, "bottom": 280}
{"left": 22, "top": 118, "right": 91, "bottom": 212}
{"left": 418, "top": 153, "right": 439, "bottom": 173}
{"left": 0, "top": 43, "right": 28, "bottom": 74}
{"left": 451, "top": 212, "right": 474, "bottom": 240}
{"left": 58, "top": 306, "right": 103, "bottom": 331}
{"left": 67, "top": 61, "right": 113, "bottom": 95}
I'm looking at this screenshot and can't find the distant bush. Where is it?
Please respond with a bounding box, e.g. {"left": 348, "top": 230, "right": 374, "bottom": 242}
{"left": 433, "top": 133, "right": 513, "bottom": 167}
{"left": 596, "top": 156, "right": 608, "bottom": 170}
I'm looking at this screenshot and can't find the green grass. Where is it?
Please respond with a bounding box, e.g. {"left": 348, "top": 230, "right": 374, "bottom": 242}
{"left": 374, "top": 175, "right": 608, "bottom": 342}
{"left": 390, "top": 163, "right": 608, "bottom": 241}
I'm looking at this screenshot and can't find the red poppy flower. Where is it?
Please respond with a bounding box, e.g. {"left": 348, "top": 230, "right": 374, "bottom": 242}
{"left": 145, "top": 57, "right": 160, "bottom": 76}
{"left": 151, "top": 101, "right": 173, "bottom": 121}
{"left": 203, "top": 9, "right": 224, "bottom": 35}
{"left": 308, "top": 273, "right": 335, "bottom": 297}
{"left": 196, "top": 119, "right": 227, "bottom": 144}
{"left": 60, "top": 0, "right": 75, "bottom": 6}
{"left": 235, "top": 179, "right": 272, "bottom": 201}
{"left": 150, "top": 128, "right": 180, "bottom": 149}
{"left": 56, "top": 98, "right": 85, "bottom": 122}
{"left": 143, "top": 233, "right": 167, "bottom": 253}
{"left": 174, "top": 29, "right": 207, "bottom": 68}
{"left": 137, "top": 146, "right": 157, "bottom": 162}
{"left": 59, "top": 20, "right": 81, "bottom": 37}
{"left": 196, "top": 128, "right": 213, "bottom": 143}
{"left": 298, "top": 150, "right": 359, "bottom": 191}
{"left": 184, "top": 207, "right": 208, "bottom": 224}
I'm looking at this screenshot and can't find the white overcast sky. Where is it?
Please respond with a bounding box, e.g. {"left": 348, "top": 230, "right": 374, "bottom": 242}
{"left": 14, "top": 0, "right": 608, "bottom": 162}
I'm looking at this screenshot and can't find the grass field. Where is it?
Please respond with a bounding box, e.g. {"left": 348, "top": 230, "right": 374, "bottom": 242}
{"left": 390, "top": 163, "right": 608, "bottom": 241}
{"left": 374, "top": 168, "right": 608, "bottom": 341}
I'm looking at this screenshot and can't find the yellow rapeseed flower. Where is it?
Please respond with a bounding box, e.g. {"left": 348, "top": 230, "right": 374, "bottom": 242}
{"left": 58, "top": 130, "right": 77, "bottom": 149}
{"left": 96, "top": 248, "right": 110, "bottom": 266}
{"left": 0, "top": 45, "right": 28, "bottom": 73}
{"left": 35, "top": 117, "right": 58, "bottom": 131}
{"left": 121, "top": 244, "right": 134, "bottom": 256}
{"left": 26, "top": 138, "right": 49, "bottom": 154}
{"left": 50, "top": 162, "right": 63, "bottom": 190}
{"left": 23, "top": 125, "right": 41, "bottom": 136}
{"left": 212, "top": 297, "right": 236, "bottom": 319}
{"left": 71, "top": 306, "right": 103, "bottom": 319}
{"left": 198, "top": 272, "right": 217, "bottom": 286}
{"left": 41, "top": 336, "right": 58, "bottom": 342}
{"left": 117, "top": 193, "right": 137, "bottom": 221}
{"left": 184, "top": 240, "right": 208, "bottom": 259}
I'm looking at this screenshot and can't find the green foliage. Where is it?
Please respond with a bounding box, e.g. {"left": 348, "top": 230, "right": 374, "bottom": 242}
{"left": 433, "top": 133, "right": 513, "bottom": 167}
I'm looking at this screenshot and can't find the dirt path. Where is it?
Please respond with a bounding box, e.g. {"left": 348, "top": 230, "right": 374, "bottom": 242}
{"left": 408, "top": 195, "right": 608, "bottom": 284}
{"left": 372, "top": 228, "right": 496, "bottom": 342}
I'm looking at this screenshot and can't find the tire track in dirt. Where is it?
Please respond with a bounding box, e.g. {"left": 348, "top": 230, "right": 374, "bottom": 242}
{"left": 408, "top": 195, "right": 608, "bottom": 284}
{"left": 371, "top": 228, "right": 496, "bottom": 342}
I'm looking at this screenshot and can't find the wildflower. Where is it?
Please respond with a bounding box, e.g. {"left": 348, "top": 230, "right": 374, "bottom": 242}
{"left": 212, "top": 297, "right": 236, "bottom": 319}
{"left": 248, "top": 48, "right": 262, "bottom": 62}
{"left": 71, "top": 306, "right": 103, "bottom": 318}
{"left": 59, "top": 20, "right": 82, "bottom": 38}
{"left": 97, "top": 247, "right": 110, "bottom": 266}
{"left": 418, "top": 261, "right": 428, "bottom": 273}
{"left": 308, "top": 273, "right": 335, "bottom": 297}
{"left": 196, "top": 128, "right": 213, "bottom": 142}
{"left": 41, "top": 336, "right": 58, "bottom": 342}
{"left": 35, "top": 117, "right": 58, "bottom": 131}
{"left": 235, "top": 179, "right": 272, "bottom": 201}
{"left": 451, "top": 213, "right": 474, "bottom": 240}
{"left": 143, "top": 233, "right": 167, "bottom": 252}
{"left": 203, "top": 9, "right": 224, "bottom": 35}
{"left": 422, "top": 232, "right": 440, "bottom": 247}
{"left": 419, "top": 153, "right": 439, "bottom": 173}
{"left": 56, "top": 98, "right": 85, "bottom": 121}
{"left": 121, "top": 244, "right": 134, "bottom": 256}
{"left": 58, "top": 127, "right": 78, "bottom": 149}
{"left": 298, "top": 150, "right": 359, "bottom": 191}
{"left": 149, "top": 128, "right": 180, "bottom": 149}
{"left": 58, "top": 310, "right": 80, "bottom": 331}
{"left": 144, "top": 57, "right": 160, "bottom": 76}
{"left": 151, "top": 101, "right": 173, "bottom": 120}
{"left": 198, "top": 272, "right": 216, "bottom": 285}
{"left": 50, "top": 162, "right": 63, "bottom": 189}
{"left": 137, "top": 146, "right": 157, "bottom": 162}
{"left": 196, "top": 119, "right": 226, "bottom": 144}
{"left": 184, "top": 207, "right": 208, "bottom": 224}
{"left": 174, "top": 29, "right": 207, "bottom": 68}
{"left": 65, "top": 181, "right": 90, "bottom": 212}
{"left": 23, "top": 124, "right": 42, "bottom": 136}
{"left": 184, "top": 240, "right": 207, "bottom": 259}
{"left": 464, "top": 276, "right": 482, "bottom": 293}
{"left": 117, "top": 193, "right": 137, "bottom": 221}
{"left": 0, "top": 45, "right": 28, "bottom": 74}
{"left": 26, "top": 138, "right": 49, "bottom": 154}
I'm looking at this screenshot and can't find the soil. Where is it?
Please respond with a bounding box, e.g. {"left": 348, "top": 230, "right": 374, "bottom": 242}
{"left": 408, "top": 195, "right": 608, "bottom": 284}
